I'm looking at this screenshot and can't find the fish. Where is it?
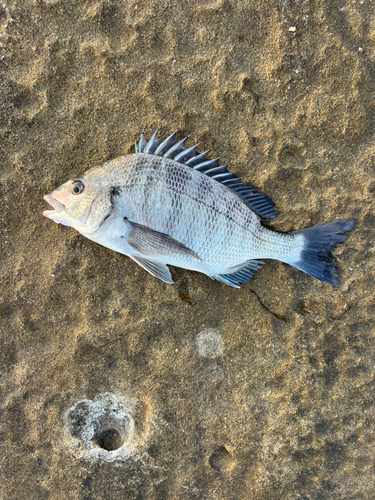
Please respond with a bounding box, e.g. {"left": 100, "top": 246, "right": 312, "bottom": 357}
{"left": 43, "top": 130, "right": 356, "bottom": 288}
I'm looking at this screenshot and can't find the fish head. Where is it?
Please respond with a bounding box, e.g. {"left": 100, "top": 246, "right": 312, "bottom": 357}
{"left": 43, "top": 167, "right": 113, "bottom": 234}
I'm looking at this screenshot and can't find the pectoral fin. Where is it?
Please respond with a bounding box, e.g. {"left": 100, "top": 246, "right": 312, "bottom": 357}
{"left": 123, "top": 218, "right": 201, "bottom": 260}
{"left": 130, "top": 256, "right": 174, "bottom": 284}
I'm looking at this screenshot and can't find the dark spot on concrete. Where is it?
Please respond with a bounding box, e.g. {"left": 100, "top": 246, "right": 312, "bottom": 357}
{"left": 298, "top": 433, "right": 313, "bottom": 446}
{"left": 321, "top": 365, "right": 339, "bottom": 389}
{"left": 0, "top": 303, "right": 14, "bottom": 319}
{"left": 0, "top": 340, "right": 17, "bottom": 369}
{"left": 82, "top": 474, "right": 95, "bottom": 491}
{"left": 325, "top": 441, "right": 347, "bottom": 471}
{"left": 347, "top": 433, "right": 359, "bottom": 443}
{"left": 308, "top": 355, "right": 319, "bottom": 368}
{"left": 363, "top": 212, "right": 375, "bottom": 229}
{"left": 320, "top": 479, "right": 336, "bottom": 492}
{"left": 177, "top": 277, "right": 196, "bottom": 306}
{"left": 315, "top": 419, "right": 333, "bottom": 435}
{"left": 323, "top": 347, "right": 339, "bottom": 364}
{"left": 147, "top": 444, "right": 160, "bottom": 459}
{"left": 295, "top": 299, "right": 314, "bottom": 315}
{"left": 7, "top": 398, "right": 28, "bottom": 444}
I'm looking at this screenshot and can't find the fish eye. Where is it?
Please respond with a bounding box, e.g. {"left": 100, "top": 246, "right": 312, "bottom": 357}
{"left": 71, "top": 180, "right": 85, "bottom": 195}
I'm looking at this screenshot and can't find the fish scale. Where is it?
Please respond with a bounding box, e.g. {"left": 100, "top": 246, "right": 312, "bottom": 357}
{"left": 43, "top": 130, "right": 356, "bottom": 288}
{"left": 117, "top": 156, "right": 257, "bottom": 269}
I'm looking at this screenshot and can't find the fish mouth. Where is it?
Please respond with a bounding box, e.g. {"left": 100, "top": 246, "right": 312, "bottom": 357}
{"left": 43, "top": 194, "right": 65, "bottom": 217}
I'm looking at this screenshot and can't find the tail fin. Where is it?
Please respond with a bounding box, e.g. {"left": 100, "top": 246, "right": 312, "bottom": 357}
{"left": 290, "top": 219, "right": 357, "bottom": 286}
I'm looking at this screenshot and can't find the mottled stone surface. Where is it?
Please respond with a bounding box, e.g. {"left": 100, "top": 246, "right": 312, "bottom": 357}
{"left": 0, "top": 0, "right": 374, "bottom": 498}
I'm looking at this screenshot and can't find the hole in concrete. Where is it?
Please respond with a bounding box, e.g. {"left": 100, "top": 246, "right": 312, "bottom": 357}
{"left": 94, "top": 428, "right": 124, "bottom": 451}
{"left": 64, "top": 393, "right": 149, "bottom": 461}
{"left": 209, "top": 446, "right": 234, "bottom": 472}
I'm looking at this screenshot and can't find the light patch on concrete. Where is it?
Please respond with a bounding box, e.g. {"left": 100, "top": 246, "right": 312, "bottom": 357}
{"left": 196, "top": 328, "right": 224, "bottom": 358}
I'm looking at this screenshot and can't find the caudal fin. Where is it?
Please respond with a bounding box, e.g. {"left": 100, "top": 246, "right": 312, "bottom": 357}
{"left": 290, "top": 219, "right": 357, "bottom": 286}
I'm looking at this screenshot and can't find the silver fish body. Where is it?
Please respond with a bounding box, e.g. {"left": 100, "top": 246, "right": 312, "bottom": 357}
{"left": 43, "top": 131, "right": 356, "bottom": 288}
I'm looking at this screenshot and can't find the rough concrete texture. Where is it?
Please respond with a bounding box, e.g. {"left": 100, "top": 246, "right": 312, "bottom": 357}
{"left": 0, "top": 0, "right": 374, "bottom": 499}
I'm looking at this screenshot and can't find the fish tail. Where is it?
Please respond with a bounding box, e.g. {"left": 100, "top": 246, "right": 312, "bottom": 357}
{"left": 288, "top": 219, "right": 357, "bottom": 286}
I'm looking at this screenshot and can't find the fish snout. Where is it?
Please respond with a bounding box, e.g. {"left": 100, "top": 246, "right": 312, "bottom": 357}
{"left": 43, "top": 194, "right": 65, "bottom": 218}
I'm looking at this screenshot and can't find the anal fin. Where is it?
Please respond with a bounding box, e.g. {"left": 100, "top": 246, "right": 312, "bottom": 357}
{"left": 213, "top": 260, "right": 264, "bottom": 288}
{"left": 131, "top": 256, "right": 174, "bottom": 284}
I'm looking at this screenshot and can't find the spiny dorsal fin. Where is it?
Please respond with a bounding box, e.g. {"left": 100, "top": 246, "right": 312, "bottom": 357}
{"left": 136, "top": 130, "right": 278, "bottom": 220}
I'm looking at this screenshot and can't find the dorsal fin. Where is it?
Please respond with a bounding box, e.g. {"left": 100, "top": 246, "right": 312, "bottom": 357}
{"left": 136, "top": 130, "right": 278, "bottom": 220}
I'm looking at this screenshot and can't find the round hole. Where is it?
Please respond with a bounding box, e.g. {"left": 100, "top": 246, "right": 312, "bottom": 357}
{"left": 209, "top": 446, "right": 234, "bottom": 472}
{"left": 94, "top": 428, "right": 124, "bottom": 451}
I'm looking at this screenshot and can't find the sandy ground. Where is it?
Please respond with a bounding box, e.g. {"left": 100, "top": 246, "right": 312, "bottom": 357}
{"left": 0, "top": 0, "right": 374, "bottom": 498}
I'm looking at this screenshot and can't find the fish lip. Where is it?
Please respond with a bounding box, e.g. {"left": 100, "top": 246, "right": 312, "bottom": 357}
{"left": 43, "top": 194, "right": 65, "bottom": 216}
